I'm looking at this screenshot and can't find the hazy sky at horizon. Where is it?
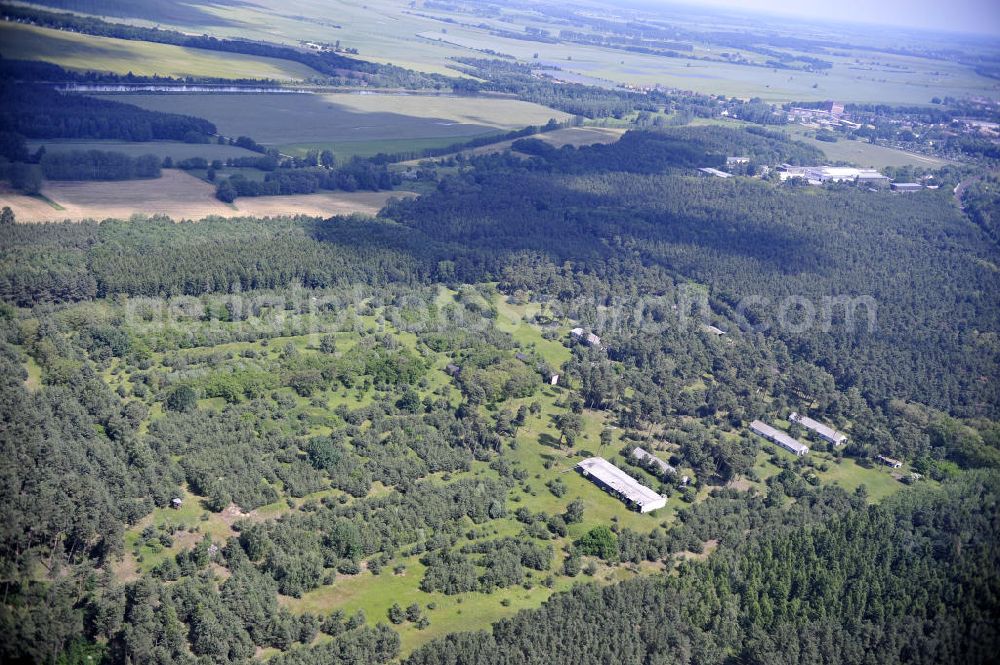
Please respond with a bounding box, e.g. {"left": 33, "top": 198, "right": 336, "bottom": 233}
{"left": 674, "top": 0, "right": 1000, "bottom": 36}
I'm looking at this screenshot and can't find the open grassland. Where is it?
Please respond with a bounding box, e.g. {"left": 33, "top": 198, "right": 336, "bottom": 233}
{"left": 104, "top": 92, "right": 571, "bottom": 154}
{"left": 0, "top": 170, "right": 412, "bottom": 222}
{"left": 25, "top": 140, "right": 262, "bottom": 162}
{"left": 782, "top": 127, "right": 951, "bottom": 169}
{"left": 0, "top": 22, "right": 321, "bottom": 80}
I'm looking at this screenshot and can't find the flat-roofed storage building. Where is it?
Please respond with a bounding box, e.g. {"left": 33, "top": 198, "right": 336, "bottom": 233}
{"left": 750, "top": 420, "right": 809, "bottom": 456}
{"left": 789, "top": 412, "right": 847, "bottom": 446}
{"left": 577, "top": 457, "right": 667, "bottom": 513}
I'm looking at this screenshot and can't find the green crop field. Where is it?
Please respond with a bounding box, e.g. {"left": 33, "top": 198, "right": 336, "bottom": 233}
{"left": 0, "top": 22, "right": 321, "bottom": 80}
{"left": 101, "top": 92, "right": 571, "bottom": 154}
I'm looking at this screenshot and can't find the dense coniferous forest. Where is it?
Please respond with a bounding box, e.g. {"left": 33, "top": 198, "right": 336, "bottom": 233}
{"left": 40, "top": 149, "right": 162, "bottom": 180}
{"left": 0, "top": 84, "right": 217, "bottom": 141}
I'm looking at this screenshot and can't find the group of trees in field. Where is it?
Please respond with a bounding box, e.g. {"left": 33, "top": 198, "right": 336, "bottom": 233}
{"left": 214, "top": 160, "right": 395, "bottom": 202}
{"left": 40, "top": 149, "right": 161, "bottom": 180}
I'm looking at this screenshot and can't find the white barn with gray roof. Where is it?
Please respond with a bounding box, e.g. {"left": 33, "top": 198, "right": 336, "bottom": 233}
{"left": 577, "top": 457, "right": 667, "bottom": 513}
{"left": 750, "top": 420, "right": 809, "bottom": 456}
{"left": 789, "top": 412, "right": 847, "bottom": 446}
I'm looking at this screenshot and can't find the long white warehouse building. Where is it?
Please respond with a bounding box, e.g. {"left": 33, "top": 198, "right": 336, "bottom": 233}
{"left": 789, "top": 412, "right": 847, "bottom": 446}
{"left": 577, "top": 457, "right": 667, "bottom": 513}
{"left": 750, "top": 420, "right": 809, "bottom": 456}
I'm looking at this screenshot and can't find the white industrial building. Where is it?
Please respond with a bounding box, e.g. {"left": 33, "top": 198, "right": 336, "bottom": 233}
{"left": 698, "top": 167, "right": 733, "bottom": 178}
{"left": 778, "top": 165, "right": 889, "bottom": 186}
{"left": 789, "top": 412, "right": 847, "bottom": 446}
{"left": 631, "top": 447, "right": 677, "bottom": 476}
{"left": 577, "top": 457, "right": 667, "bottom": 513}
{"left": 750, "top": 420, "right": 809, "bottom": 456}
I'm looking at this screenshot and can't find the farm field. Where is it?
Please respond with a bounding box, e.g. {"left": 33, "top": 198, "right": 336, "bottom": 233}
{"left": 101, "top": 92, "right": 572, "bottom": 154}
{"left": 397, "top": 126, "right": 627, "bottom": 167}
{"left": 11, "top": 0, "right": 997, "bottom": 106}
{"left": 25, "top": 140, "right": 262, "bottom": 162}
{"left": 0, "top": 170, "right": 412, "bottom": 222}
{"left": 411, "top": 25, "right": 998, "bottom": 105}
{"left": 0, "top": 22, "right": 321, "bottom": 80}
{"left": 65, "top": 0, "right": 998, "bottom": 104}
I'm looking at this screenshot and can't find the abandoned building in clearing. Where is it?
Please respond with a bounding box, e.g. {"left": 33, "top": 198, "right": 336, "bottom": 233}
{"left": 749, "top": 420, "right": 810, "bottom": 457}
{"left": 631, "top": 446, "right": 677, "bottom": 476}
{"left": 570, "top": 327, "right": 602, "bottom": 348}
{"left": 577, "top": 457, "right": 667, "bottom": 513}
{"left": 789, "top": 412, "right": 848, "bottom": 446}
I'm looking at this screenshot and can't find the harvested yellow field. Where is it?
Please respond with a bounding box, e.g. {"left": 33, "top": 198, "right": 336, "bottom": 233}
{"left": 1, "top": 170, "right": 413, "bottom": 223}
{"left": 231, "top": 190, "right": 413, "bottom": 217}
